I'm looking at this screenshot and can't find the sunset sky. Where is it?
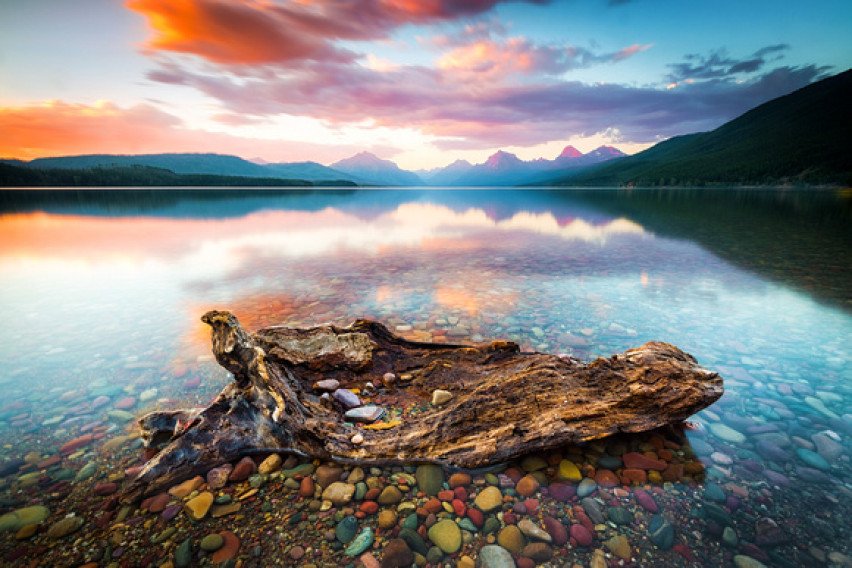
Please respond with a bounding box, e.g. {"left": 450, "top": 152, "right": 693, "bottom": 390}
{"left": 1, "top": 0, "right": 850, "bottom": 169}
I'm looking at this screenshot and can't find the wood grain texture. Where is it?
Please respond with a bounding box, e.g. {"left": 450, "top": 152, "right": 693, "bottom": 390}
{"left": 124, "top": 310, "right": 723, "bottom": 500}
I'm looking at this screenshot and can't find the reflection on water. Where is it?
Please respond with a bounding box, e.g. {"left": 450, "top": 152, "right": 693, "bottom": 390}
{"left": 0, "top": 188, "right": 849, "bottom": 566}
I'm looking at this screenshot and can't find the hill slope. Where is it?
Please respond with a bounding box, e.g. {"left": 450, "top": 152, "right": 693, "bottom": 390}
{"left": 0, "top": 163, "right": 356, "bottom": 187}
{"left": 549, "top": 69, "right": 852, "bottom": 186}
{"left": 22, "top": 153, "right": 360, "bottom": 184}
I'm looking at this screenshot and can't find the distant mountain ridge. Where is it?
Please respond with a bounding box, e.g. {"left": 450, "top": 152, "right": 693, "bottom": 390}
{"left": 427, "top": 145, "right": 626, "bottom": 186}
{"left": 330, "top": 152, "right": 423, "bottom": 186}
{"left": 4, "top": 145, "right": 628, "bottom": 187}
{"left": 546, "top": 69, "right": 852, "bottom": 186}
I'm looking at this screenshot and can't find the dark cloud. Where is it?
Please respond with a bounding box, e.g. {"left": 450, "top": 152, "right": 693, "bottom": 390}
{"left": 666, "top": 44, "right": 792, "bottom": 83}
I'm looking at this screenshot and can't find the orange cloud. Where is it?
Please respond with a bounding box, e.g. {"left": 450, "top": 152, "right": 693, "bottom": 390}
{"left": 126, "top": 0, "right": 352, "bottom": 64}
{"left": 0, "top": 101, "right": 371, "bottom": 162}
{"left": 126, "top": 0, "right": 532, "bottom": 66}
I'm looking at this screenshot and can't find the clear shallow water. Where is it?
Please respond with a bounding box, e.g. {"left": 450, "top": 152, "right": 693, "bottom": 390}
{"left": 0, "top": 188, "right": 849, "bottom": 566}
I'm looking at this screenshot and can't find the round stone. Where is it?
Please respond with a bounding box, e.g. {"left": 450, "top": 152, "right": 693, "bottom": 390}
{"left": 515, "top": 475, "right": 540, "bottom": 497}
{"left": 47, "top": 516, "right": 83, "bottom": 539}
{"left": 428, "top": 519, "right": 461, "bottom": 554}
{"left": 478, "top": 545, "right": 515, "bottom": 568}
{"left": 557, "top": 459, "right": 582, "bottom": 482}
{"left": 474, "top": 486, "right": 503, "bottom": 512}
{"left": 497, "top": 525, "right": 525, "bottom": 553}
{"left": 322, "top": 482, "right": 355, "bottom": 506}
{"left": 336, "top": 516, "right": 359, "bottom": 544}
{"left": 709, "top": 424, "right": 746, "bottom": 444}
{"left": 577, "top": 478, "right": 597, "bottom": 498}
{"left": 378, "top": 509, "right": 398, "bottom": 529}
{"left": 200, "top": 533, "right": 224, "bottom": 552}
{"left": 415, "top": 464, "right": 444, "bottom": 496}
{"left": 648, "top": 514, "right": 675, "bottom": 550}
{"left": 377, "top": 485, "right": 403, "bottom": 505}
{"left": 518, "top": 518, "right": 551, "bottom": 542}
{"left": 0, "top": 505, "right": 50, "bottom": 532}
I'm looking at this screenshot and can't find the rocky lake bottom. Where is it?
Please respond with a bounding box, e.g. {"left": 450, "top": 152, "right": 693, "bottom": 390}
{"left": 0, "top": 188, "right": 849, "bottom": 567}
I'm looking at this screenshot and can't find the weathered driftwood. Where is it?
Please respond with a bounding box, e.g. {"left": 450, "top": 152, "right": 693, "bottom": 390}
{"left": 124, "top": 311, "right": 723, "bottom": 500}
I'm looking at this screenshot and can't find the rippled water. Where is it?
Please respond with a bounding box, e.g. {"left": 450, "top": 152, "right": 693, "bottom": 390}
{"left": 0, "top": 188, "right": 849, "bottom": 566}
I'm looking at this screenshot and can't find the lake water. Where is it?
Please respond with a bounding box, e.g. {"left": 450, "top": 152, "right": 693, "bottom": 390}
{"left": 0, "top": 188, "right": 849, "bottom": 567}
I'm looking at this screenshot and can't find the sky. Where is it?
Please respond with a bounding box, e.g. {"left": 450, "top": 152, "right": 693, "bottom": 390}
{"left": 1, "top": 0, "right": 850, "bottom": 170}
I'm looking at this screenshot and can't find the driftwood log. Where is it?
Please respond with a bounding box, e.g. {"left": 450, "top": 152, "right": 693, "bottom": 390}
{"left": 124, "top": 311, "right": 723, "bottom": 500}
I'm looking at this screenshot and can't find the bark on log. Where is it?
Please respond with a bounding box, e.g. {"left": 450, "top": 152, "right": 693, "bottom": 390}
{"left": 124, "top": 310, "right": 723, "bottom": 500}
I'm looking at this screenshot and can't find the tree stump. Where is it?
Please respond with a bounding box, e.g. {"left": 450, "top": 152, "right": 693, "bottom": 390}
{"left": 124, "top": 310, "right": 722, "bottom": 500}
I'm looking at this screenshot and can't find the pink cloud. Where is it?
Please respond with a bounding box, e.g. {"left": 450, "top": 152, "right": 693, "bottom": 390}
{"left": 613, "top": 43, "right": 653, "bottom": 61}
{"left": 0, "top": 101, "right": 391, "bottom": 162}
{"left": 437, "top": 37, "right": 649, "bottom": 78}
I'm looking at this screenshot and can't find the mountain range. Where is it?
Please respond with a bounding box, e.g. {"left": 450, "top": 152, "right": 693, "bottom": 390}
{"left": 1, "top": 69, "right": 849, "bottom": 187}
{"left": 418, "top": 146, "right": 625, "bottom": 186}
{"left": 0, "top": 145, "right": 626, "bottom": 187}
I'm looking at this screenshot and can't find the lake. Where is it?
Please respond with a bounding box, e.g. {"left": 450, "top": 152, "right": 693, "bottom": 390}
{"left": 0, "top": 187, "right": 849, "bottom": 567}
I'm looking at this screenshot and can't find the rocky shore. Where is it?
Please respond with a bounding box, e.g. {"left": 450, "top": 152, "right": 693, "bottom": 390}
{"left": 1, "top": 415, "right": 850, "bottom": 567}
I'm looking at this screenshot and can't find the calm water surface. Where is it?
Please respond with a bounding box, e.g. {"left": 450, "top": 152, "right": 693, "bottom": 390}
{"left": 0, "top": 188, "right": 849, "bottom": 567}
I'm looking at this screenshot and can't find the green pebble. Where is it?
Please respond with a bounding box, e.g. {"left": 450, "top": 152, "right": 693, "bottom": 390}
{"left": 402, "top": 514, "right": 419, "bottom": 530}
{"left": 426, "top": 546, "right": 444, "bottom": 563}
{"left": 344, "top": 527, "right": 374, "bottom": 557}
{"left": 174, "top": 538, "right": 192, "bottom": 568}
{"left": 483, "top": 517, "right": 502, "bottom": 535}
{"left": 354, "top": 482, "right": 368, "bottom": 500}
{"left": 200, "top": 533, "right": 224, "bottom": 552}
{"left": 282, "top": 463, "right": 315, "bottom": 478}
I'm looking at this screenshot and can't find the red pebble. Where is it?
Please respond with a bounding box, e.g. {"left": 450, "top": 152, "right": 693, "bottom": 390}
{"left": 549, "top": 482, "right": 575, "bottom": 502}
{"left": 448, "top": 472, "right": 471, "bottom": 488}
{"left": 523, "top": 499, "right": 539, "bottom": 515}
{"left": 515, "top": 559, "right": 535, "bottom": 568}
{"left": 504, "top": 467, "right": 524, "bottom": 483}
{"left": 147, "top": 493, "right": 170, "bottom": 513}
{"left": 503, "top": 512, "right": 517, "bottom": 525}
{"left": 622, "top": 452, "right": 667, "bottom": 471}
{"left": 114, "top": 397, "right": 136, "bottom": 410}
{"left": 437, "top": 490, "right": 455, "bottom": 502}
{"left": 60, "top": 434, "right": 95, "bottom": 455}
{"left": 543, "top": 516, "right": 568, "bottom": 546}
{"left": 453, "top": 486, "right": 468, "bottom": 501}
{"left": 466, "top": 508, "right": 484, "bottom": 528}
{"left": 423, "top": 498, "right": 443, "bottom": 514}
{"left": 594, "top": 469, "right": 619, "bottom": 488}
{"left": 359, "top": 501, "right": 379, "bottom": 515}
{"left": 451, "top": 499, "right": 466, "bottom": 516}
{"left": 299, "top": 477, "right": 314, "bottom": 498}
{"left": 37, "top": 455, "right": 61, "bottom": 469}
{"left": 94, "top": 482, "right": 117, "bottom": 496}
{"left": 673, "top": 543, "right": 695, "bottom": 561}
{"left": 622, "top": 468, "right": 648, "bottom": 485}
{"left": 228, "top": 456, "right": 256, "bottom": 482}
{"left": 570, "top": 524, "right": 593, "bottom": 547}
{"left": 634, "top": 489, "right": 658, "bottom": 513}
{"left": 364, "top": 488, "right": 381, "bottom": 501}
